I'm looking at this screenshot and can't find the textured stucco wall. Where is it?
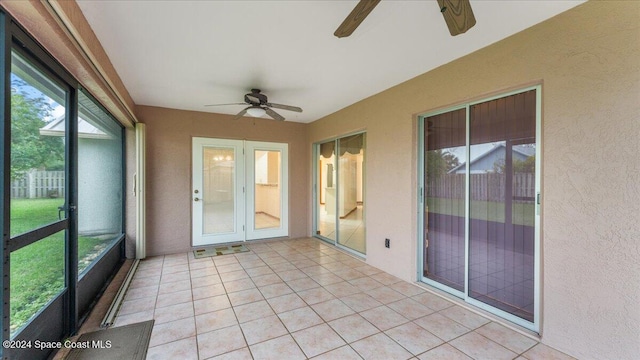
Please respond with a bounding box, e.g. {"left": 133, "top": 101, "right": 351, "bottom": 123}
{"left": 136, "top": 106, "right": 310, "bottom": 256}
{"left": 308, "top": 1, "right": 640, "bottom": 359}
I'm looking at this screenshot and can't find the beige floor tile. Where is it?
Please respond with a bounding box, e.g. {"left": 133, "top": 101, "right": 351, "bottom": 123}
{"left": 125, "top": 284, "right": 159, "bottom": 300}
{"left": 360, "top": 305, "right": 410, "bottom": 331}
{"left": 277, "top": 269, "right": 308, "bottom": 281}
{"left": 258, "top": 282, "right": 294, "bottom": 299}
{"left": 522, "top": 343, "right": 577, "bottom": 360}
{"left": 387, "top": 298, "right": 435, "bottom": 320}
{"left": 190, "top": 267, "right": 219, "bottom": 281}
{"left": 291, "top": 259, "right": 317, "bottom": 269}
{"left": 192, "top": 283, "right": 227, "bottom": 300}
{"left": 245, "top": 266, "right": 274, "bottom": 277}
{"left": 239, "top": 314, "right": 288, "bottom": 345}
{"left": 350, "top": 332, "right": 413, "bottom": 360}
{"left": 311, "top": 299, "right": 355, "bottom": 322}
{"left": 119, "top": 296, "right": 156, "bottom": 315}
{"left": 158, "top": 279, "right": 191, "bottom": 295}
{"left": 191, "top": 273, "right": 222, "bottom": 287}
{"left": 198, "top": 324, "right": 247, "bottom": 359}
{"left": 390, "top": 281, "right": 426, "bottom": 297}
{"left": 210, "top": 347, "right": 253, "bottom": 359}
{"left": 251, "top": 273, "right": 283, "bottom": 287}
{"left": 328, "top": 314, "right": 379, "bottom": 343}
{"left": 278, "top": 306, "right": 324, "bottom": 332}
{"left": 224, "top": 278, "right": 256, "bottom": 293}
{"left": 348, "top": 276, "right": 384, "bottom": 291}
{"left": 411, "top": 292, "right": 454, "bottom": 312}
{"left": 332, "top": 268, "right": 366, "bottom": 281}
{"left": 195, "top": 308, "right": 238, "bottom": 333}
{"left": 113, "top": 309, "right": 154, "bottom": 327}
{"left": 310, "top": 273, "right": 344, "bottom": 286}
{"left": 340, "top": 293, "right": 383, "bottom": 312}
{"left": 475, "top": 322, "right": 538, "bottom": 354}
{"left": 449, "top": 331, "right": 517, "bottom": 360}
{"left": 310, "top": 345, "right": 362, "bottom": 360}
{"left": 286, "top": 277, "right": 320, "bottom": 292}
{"left": 269, "top": 262, "right": 297, "bottom": 272}
{"left": 161, "top": 264, "right": 189, "bottom": 275}
{"left": 439, "top": 305, "right": 491, "bottom": 330}
{"left": 228, "top": 288, "right": 264, "bottom": 306}
{"left": 213, "top": 256, "right": 240, "bottom": 266}
{"left": 154, "top": 301, "right": 194, "bottom": 324}
{"left": 234, "top": 300, "right": 275, "bottom": 323}
{"left": 297, "top": 287, "right": 336, "bottom": 305}
{"left": 413, "top": 313, "right": 471, "bottom": 342}
{"left": 160, "top": 270, "right": 190, "bottom": 284}
{"left": 417, "top": 343, "right": 472, "bottom": 360}
{"left": 146, "top": 336, "right": 198, "bottom": 360}
{"left": 149, "top": 316, "right": 196, "bottom": 347}
{"left": 193, "top": 294, "right": 231, "bottom": 315}
{"left": 292, "top": 323, "right": 346, "bottom": 358}
{"left": 370, "top": 272, "right": 403, "bottom": 285}
{"left": 324, "top": 281, "right": 361, "bottom": 297}
{"left": 129, "top": 275, "right": 160, "bottom": 289}
{"left": 267, "top": 293, "right": 308, "bottom": 314}
{"left": 384, "top": 322, "right": 443, "bottom": 355}
{"left": 155, "top": 289, "right": 192, "bottom": 308}
{"left": 365, "top": 286, "right": 406, "bottom": 304}
{"left": 217, "top": 262, "right": 245, "bottom": 273}
{"left": 249, "top": 334, "right": 306, "bottom": 360}
{"left": 220, "top": 270, "right": 250, "bottom": 282}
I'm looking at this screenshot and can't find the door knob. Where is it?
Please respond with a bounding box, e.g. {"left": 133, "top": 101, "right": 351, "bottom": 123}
{"left": 194, "top": 197, "right": 200, "bottom": 202}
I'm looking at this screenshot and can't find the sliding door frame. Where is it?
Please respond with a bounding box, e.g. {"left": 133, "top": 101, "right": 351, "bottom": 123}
{"left": 418, "top": 85, "right": 541, "bottom": 332}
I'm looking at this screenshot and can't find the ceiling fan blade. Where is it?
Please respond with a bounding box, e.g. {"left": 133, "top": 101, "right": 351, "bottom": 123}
{"left": 265, "top": 107, "right": 285, "bottom": 121}
{"left": 437, "top": 0, "right": 476, "bottom": 36}
{"left": 233, "top": 107, "right": 250, "bottom": 120}
{"left": 204, "top": 102, "right": 246, "bottom": 107}
{"left": 267, "top": 103, "right": 303, "bottom": 113}
{"left": 334, "top": 0, "right": 381, "bottom": 38}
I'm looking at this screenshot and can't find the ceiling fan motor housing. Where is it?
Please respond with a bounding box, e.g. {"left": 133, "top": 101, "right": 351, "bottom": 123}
{"left": 245, "top": 89, "right": 268, "bottom": 105}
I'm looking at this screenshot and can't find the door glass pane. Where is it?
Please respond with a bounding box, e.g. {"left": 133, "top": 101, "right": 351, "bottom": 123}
{"left": 424, "top": 109, "right": 466, "bottom": 291}
{"left": 10, "top": 52, "right": 66, "bottom": 235}
{"left": 254, "top": 150, "right": 281, "bottom": 229}
{"left": 317, "top": 141, "right": 336, "bottom": 241}
{"left": 77, "top": 91, "right": 124, "bottom": 275}
{"left": 468, "top": 90, "right": 536, "bottom": 321}
{"left": 203, "top": 147, "right": 235, "bottom": 234}
{"left": 9, "top": 51, "right": 68, "bottom": 336}
{"left": 337, "top": 134, "right": 365, "bottom": 254}
{"left": 10, "top": 232, "right": 65, "bottom": 336}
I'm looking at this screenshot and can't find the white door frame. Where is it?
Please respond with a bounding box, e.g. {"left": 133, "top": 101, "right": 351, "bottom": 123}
{"left": 192, "top": 138, "right": 288, "bottom": 246}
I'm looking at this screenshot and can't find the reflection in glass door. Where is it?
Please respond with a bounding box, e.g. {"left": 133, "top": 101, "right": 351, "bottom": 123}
{"left": 315, "top": 133, "right": 365, "bottom": 255}
{"left": 420, "top": 87, "right": 540, "bottom": 330}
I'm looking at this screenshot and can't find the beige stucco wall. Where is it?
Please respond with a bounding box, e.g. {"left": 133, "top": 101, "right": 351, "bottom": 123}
{"left": 308, "top": 1, "right": 640, "bottom": 359}
{"left": 136, "top": 106, "right": 310, "bottom": 256}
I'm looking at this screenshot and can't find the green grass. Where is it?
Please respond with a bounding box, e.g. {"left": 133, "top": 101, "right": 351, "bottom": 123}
{"left": 9, "top": 199, "right": 118, "bottom": 334}
{"left": 426, "top": 197, "right": 536, "bottom": 227}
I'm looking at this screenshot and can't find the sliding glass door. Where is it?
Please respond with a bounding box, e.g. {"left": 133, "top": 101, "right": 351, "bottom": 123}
{"left": 420, "top": 87, "right": 540, "bottom": 330}
{"left": 314, "top": 133, "right": 365, "bottom": 256}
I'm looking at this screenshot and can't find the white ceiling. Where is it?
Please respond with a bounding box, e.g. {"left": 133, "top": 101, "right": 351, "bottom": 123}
{"left": 77, "top": 1, "right": 584, "bottom": 123}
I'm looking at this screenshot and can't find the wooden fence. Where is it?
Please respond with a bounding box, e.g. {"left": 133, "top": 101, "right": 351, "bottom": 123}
{"left": 427, "top": 173, "right": 535, "bottom": 202}
{"left": 11, "top": 170, "right": 65, "bottom": 199}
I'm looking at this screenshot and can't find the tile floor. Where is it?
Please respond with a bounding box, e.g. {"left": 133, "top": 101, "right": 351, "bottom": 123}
{"left": 111, "top": 237, "right": 573, "bottom": 360}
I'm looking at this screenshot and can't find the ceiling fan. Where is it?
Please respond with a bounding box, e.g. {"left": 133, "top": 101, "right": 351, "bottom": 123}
{"left": 205, "top": 88, "right": 303, "bottom": 121}
{"left": 334, "top": 0, "right": 476, "bottom": 38}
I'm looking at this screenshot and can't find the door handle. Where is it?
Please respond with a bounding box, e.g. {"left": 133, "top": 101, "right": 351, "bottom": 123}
{"left": 194, "top": 197, "right": 200, "bottom": 202}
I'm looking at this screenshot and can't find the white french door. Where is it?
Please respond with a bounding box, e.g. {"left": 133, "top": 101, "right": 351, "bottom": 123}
{"left": 192, "top": 138, "right": 288, "bottom": 246}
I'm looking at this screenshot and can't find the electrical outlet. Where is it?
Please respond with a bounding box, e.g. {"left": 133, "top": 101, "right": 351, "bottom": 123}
{"left": 385, "top": 238, "right": 390, "bottom": 248}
